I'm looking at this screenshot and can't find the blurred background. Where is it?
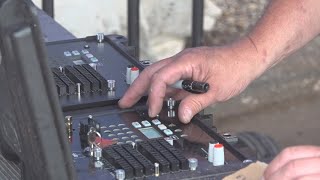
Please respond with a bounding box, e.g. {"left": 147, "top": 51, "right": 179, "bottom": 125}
{"left": 33, "top": 0, "right": 320, "bottom": 150}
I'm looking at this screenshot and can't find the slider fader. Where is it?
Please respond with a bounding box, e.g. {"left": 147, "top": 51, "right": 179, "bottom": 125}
{"left": 46, "top": 34, "right": 257, "bottom": 179}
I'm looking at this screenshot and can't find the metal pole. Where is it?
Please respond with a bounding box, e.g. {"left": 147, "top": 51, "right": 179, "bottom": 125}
{"left": 42, "top": 0, "right": 54, "bottom": 18}
{"left": 191, "top": 0, "right": 204, "bottom": 47}
{"left": 128, "top": 0, "right": 140, "bottom": 58}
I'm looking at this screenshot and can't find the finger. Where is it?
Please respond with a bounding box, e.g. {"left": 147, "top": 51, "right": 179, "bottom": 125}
{"left": 118, "top": 58, "right": 172, "bottom": 108}
{"left": 171, "top": 91, "right": 190, "bottom": 101}
{"left": 178, "top": 91, "right": 216, "bottom": 123}
{"left": 295, "top": 174, "right": 320, "bottom": 180}
{"left": 147, "top": 60, "right": 193, "bottom": 117}
{"left": 268, "top": 157, "right": 320, "bottom": 180}
{"left": 264, "top": 146, "right": 320, "bottom": 178}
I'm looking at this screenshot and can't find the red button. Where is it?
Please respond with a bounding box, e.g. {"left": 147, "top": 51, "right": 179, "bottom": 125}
{"left": 214, "top": 143, "right": 223, "bottom": 148}
{"left": 131, "top": 67, "right": 139, "bottom": 71}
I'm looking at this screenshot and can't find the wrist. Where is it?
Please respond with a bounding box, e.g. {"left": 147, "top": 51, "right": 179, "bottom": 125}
{"left": 229, "top": 36, "right": 271, "bottom": 81}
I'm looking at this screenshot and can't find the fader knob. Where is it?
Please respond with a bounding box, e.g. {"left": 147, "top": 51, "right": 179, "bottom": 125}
{"left": 208, "top": 141, "right": 217, "bottom": 163}
{"left": 126, "top": 65, "right": 133, "bottom": 84}
{"left": 213, "top": 143, "right": 225, "bottom": 166}
{"left": 130, "top": 67, "right": 139, "bottom": 84}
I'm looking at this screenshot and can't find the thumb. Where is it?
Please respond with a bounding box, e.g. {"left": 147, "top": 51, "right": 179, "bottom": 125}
{"left": 178, "top": 93, "right": 215, "bottom": 123}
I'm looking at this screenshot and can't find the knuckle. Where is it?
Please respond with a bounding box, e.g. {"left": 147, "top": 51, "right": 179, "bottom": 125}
{"left": 142, "top": 65, "right": 154, "bottom": 78}
{"left": 151, "top": 72, "right": 163, "bottom": 82}
{"left": 281, "top": 147, "right": 297, "bottom": 158}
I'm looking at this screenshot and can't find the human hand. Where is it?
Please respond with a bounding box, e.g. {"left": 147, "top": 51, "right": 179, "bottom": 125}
{"left": 118, "top": 38, "right": 265, "bottom": 123}
{"left": 263, "top": 146, "right": 320, "bottom": 180}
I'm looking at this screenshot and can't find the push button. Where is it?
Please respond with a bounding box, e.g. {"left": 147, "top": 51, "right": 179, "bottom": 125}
{"left": 132, "top": 122, "right": 142, "bottom": 128}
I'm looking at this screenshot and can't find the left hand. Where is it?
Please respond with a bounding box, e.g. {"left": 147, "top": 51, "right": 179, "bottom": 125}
{"left": 263, "top": 146, "right": 320, "bottom": 180}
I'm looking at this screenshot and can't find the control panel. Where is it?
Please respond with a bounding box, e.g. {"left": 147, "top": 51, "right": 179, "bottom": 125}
{"left": 46, "top": 34, "right": 147, "bottom": 111}
{"left": 46, "top": 34, "right": 256, "bottom": 180}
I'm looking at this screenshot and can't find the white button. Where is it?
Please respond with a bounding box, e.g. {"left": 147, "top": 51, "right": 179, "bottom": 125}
{"left": 152, "top": 119, "right": 161, "bottom": 125}
{"left": 72, "top": 50, "right": 80, "bottom": 56}
{"left": 73, "top": 60, "right": 85, "bottom": 65}
{"left": 64, "top": 51, "right": 72, "bottom": 57}
{"left": 158, "top": 124, "right": 167, "bottom": 130}
{"left": 132, "top": 122, "right": 142, "bottom": 128}
{"left": 86, "top": 53, "right": 94, "bottom": 58}
{"left": 81, "top": 49, "right": 89, "bottom": 54}
{"left": 141, "top": 120, "right": 151, "bottom": 127}
{"left": 163, "top": 129, "right": 173, "bottom": 136}
{"left": 90, "top": 57, "right": 99, "bottom": 62}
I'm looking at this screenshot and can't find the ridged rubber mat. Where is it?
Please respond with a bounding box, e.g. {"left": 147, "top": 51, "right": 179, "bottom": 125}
{"left": 0, "top": 153, "right": 21, "bottom": 180}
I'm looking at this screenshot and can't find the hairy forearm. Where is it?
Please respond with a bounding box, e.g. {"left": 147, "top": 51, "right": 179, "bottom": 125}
{"left": 248, "top": 0, "right": 320, "bottom": 70}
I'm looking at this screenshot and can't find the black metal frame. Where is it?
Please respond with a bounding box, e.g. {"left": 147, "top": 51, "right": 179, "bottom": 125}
{"left": 127, "top": 0, "right": 140, "bottom": 58}
{"left": 42, "top": 0, "right": 54, "bottom": 18}
{"left": 192, "top": 0, "right": 204, "bottom": 47}
{"left": 41, "top": 0, "right": 204, "bottom": 57}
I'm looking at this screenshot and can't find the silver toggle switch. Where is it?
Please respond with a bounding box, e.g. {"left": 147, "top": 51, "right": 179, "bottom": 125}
{"left": 167, "top": 98, "right": 176, "bottom": 110}
{"left": 59, "top": 66, "right": 63, "bottom": 73}
{"left": 107, "top": 80, "right": 116, "bottom": 91}
{"left": 76, "top": 83, "right": 81, "bottom": 94}
{"left": 154, "top": 162, "right": 160, "bottom": 177}
{"left": 96, "top": 33, "right": 104, "bottom": 43}
{"left": 115, "top": 169, "right": 125, "bottom": 180}
{"left": 168, "top": 109, "right": 176, "bottom": 118}
{"left": 188, "top": 158, "right": 198, "bottom": 171}
{"left": 93, "top": 146, "right": 102, "bottom": 161}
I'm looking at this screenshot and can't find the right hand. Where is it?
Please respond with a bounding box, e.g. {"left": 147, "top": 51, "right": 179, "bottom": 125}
{"left": 119, "top": 38, "right": 266, "bottom": 123}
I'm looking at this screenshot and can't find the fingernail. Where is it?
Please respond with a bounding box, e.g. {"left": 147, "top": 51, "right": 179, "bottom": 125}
{"left": 181, "top": 108, "right": 193, "bottom": 123}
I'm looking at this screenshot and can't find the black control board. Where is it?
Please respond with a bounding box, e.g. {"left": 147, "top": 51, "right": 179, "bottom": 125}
{"left": 46, "top": 35, "right": 145, "bottom": 111}
{"left": 46, "top": 35, "right": 257, "bottom": 180}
